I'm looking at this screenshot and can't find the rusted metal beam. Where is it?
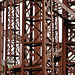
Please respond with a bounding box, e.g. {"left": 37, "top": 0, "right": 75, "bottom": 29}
{"left": 62, "top": 0, "right": 75, "bottom": 75}
{"left": 0, "top": 0, "right": 74, "bottom": 75}
{"left": 42, "top": 0, "right": 46, "bottom": 74}
{"left": 0, "top": 3, "right": 2, "bottom": 75}
{"left": 53, "top": 48, "right": 62, "bottom": 56}
{"left": 54, "top": 0, "right": 75, "bottom": 17}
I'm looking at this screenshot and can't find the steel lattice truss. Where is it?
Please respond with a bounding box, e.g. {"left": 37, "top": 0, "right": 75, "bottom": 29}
{"left": 62, "top": 0, "right": 75, "bottom": 75}
{"left": 21, "top": 0, "right": 53, "bottom": 74}
{"left": 5, "top": 0, "right": 21, "bottom": 74}
{"left": 6, "top": 0, "right": 20, "bottom": 65}
{"left": 0, "top": 0, "right": 75, "bottom": 75}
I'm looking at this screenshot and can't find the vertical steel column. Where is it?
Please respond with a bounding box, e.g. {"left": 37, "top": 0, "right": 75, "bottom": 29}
{"left": 2, "top": 1, "right": 4, "bottom": 65}
{"left": 0, "top": 3, "right": 2, "bottom": 75}
{"left": 4, "top": 0, "right": 8, "bottom": 74}
{"left": 62, "top": 20, "right": 66, "bottom": 75}
{"left": 29, "top": 2, "right": 33, "bottom": 75}
{"left": 34, "top": 2, "right": 40, "bottom": 60}
{"left": 53, "top": 2, "right": 62, "bottom": 74}
{"left": 42, "top": 0, "right": 46, "bottom": 74}
{"left": 62, "top": 0, "right": 67, "bottom": 74}
{"left": 51, "top": 0, "right": 54, "bottom": 74}
{"left": 21, "top": 0, "right": 43, "bottom": 74}
{"left": 42, "top": 0, "right": 54, "bottom": 74}
{"left": 62, "top": 0, "right": 68, "bottom": 74}
{"left": 5, "top": 0, "right": 21, "bottom": 74}
{"left": 62, "top": 0, "right": 75, "bottom": 75}
{"left": 21, "top": 0, "right": 25, "bottom": 75}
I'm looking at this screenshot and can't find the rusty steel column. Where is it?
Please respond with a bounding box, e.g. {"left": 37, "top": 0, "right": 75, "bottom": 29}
{"left": 62, "top": 20, "right": 67, "bottom": 75}
{"left": 1, "top": 0, "right": 75, "bottom": 75}
{"left": 62, "top": 0, "right": 75, "bottom": 75}
{"left": 53, "top": 1, "right": 62, "bottom": 74}
{"left": 21, "top": 0, "right": 53, "bottom": 74}
{"left": 4, "top": 0, "right": 8, "bottom": 74}
{"left": 42, "top": 0, "right": 46, "bottom": 74}
{"left": 21, "top": 0, "right": 43, "bottom": 74}
{"left": 5, "top": 0, "right": 21, "bottom": 74}
{"left": 21, "top": 0, "right": 25, "bottom": 74}
{"left": 34, "top": 1, "right": 40, "bottom": 61}
{"left": 0, "top": 3, "right": 2, "bottom": 75}
{"left": 62, "top": 0, "right": 68, "bottom": 74}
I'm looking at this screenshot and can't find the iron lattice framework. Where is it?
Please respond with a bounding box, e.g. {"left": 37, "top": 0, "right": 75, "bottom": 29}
{"left": 0, "top": 0, "right": 75, "bottom": 75}
{"left": 6, "top": 0, "right": 20, "bottom": 65}
{"left": 21, "top": 0, "right": 53, "bottom": 75}
{"left": 5, "top": 0, "right": 21, "bottom": 74}
{"left": 62, "top": 0, "right": 75, "bottom": 75}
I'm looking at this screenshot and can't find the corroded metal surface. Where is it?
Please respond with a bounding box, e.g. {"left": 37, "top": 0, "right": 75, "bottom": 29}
{"left": 0, "top": 0, "right": 75, "bottom": 75}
